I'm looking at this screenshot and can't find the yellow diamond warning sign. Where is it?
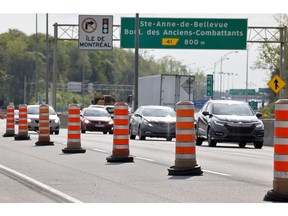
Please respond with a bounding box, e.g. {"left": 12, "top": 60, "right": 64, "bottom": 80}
{"left": 267, "top": 74, "right": 286, "bottom": 94}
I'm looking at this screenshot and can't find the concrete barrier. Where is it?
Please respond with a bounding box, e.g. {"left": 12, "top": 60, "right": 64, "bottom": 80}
{"left": 263, "top": 119, "right": 274, "bottom": 147}
{"left": 59, "top": 112, "right": 68, "bottom": 129}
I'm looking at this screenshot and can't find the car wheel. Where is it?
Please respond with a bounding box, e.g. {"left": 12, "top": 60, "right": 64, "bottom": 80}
{"left": 207, "top": 127, "right": 216, "bottom": 147}
{"left": 109, "top": 130, "right": 113, "bottom": 134}
{"left": 103, "top": 132, "right": 107, "bottom": 134}
{"left": 81, "top": 130, "right": 86, "bottom": 134}
{"left": 239, "top": 142, "right": 246, "bottom": 148}
{"left": 138, "top": 126, "right": 146, "bottom": 140}
{"left": 55, "top": 131, "right": 59, "bottom": 135}
{"left": 195, "top": 125, "right": 203, "bottom": 146}
{"left": 129, "top": 125, "right": 136, "bottom": 139}
{"left": 196, "top": 138, "right": 203, "bottom": 146}
{"left": 166, "top": 136, "right": 172, "bottom": 141}
{"left": 254, "top": 141, "right": 263, "bottom": 149}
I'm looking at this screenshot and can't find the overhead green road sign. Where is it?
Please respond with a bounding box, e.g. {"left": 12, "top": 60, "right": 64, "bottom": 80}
{"left": 121, "top": 17, "right": 247, "bottom": 49}
{"left": 229, "top": 89, "right": 256, "bottom": 95}
{"left": 206, "top": 74, "right": 213, "bottom": 97}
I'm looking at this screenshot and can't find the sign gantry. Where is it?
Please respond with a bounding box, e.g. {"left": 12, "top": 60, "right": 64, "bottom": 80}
{"left": 51, "top": 18, "right": 287, "bottom": 110}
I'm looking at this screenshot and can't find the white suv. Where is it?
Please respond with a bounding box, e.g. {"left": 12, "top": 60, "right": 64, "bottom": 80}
{"left": 27, "top": 105, "right": 61, "bottom": 135}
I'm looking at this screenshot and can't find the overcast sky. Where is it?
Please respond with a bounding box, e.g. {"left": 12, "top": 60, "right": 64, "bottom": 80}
{"left": 0, "top": 1, "right": 286, "bottom": 92}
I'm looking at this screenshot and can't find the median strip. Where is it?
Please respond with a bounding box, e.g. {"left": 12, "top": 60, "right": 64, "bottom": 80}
{"left": 0, "top": 164, "right": 82, "bottom": 203}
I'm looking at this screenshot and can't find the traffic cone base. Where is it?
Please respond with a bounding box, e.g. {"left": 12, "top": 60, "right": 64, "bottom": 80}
{"left": 106, "top": 155, "right": 134, "bottom": 163}
{"left": 62, "top": 147, "right": 86, "bottom": 154}
{"left": 3, "top": 132, "right": 15, "bottom": 137}
{"left": 35, "top": 141, "right": 54, "bottom": 146}
{"left": 14, "top": 134, "right": 30, "bottom": 140}
{"left": 168, "top": 165, "right": 203, "bottom": 176}
{"left": 264, "top": 190, "right": 288, "bottom": 202}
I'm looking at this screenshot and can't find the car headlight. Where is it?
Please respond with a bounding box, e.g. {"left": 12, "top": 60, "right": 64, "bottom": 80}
{"left": 255, "top": 121, "right": 264, "bottom": 128}
{"left": 143, "top": 119, "right": 153, "bottom": 127}
{"left": 214, "top": 120, "right": 226, "bottom": 126}
{"left": 27, "top": 118, "right": 32, "bottom": 123}
{"left": 84, "top": 119, "right": 90, "bottom": 124}
{"left": 54, "top": 119, "right": 60, "bottom": 124}
{"left": 108, "top": 120, "right": 113, "bottom": 125}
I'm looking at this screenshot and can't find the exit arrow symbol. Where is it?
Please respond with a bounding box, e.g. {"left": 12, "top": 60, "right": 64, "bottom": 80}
{"left": 85, "top": 21, "right": 94, "bottom": 30}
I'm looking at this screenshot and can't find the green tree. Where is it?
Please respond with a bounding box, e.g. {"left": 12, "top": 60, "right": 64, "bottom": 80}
{"left": 254, "top": 14, "right": 288, "bottom": 103}
{"left": 0, "top": 28, "right": 200, "bottom": 109}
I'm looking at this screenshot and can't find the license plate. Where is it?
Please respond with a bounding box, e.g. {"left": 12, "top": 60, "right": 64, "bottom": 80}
{"left": 95, "top": 124, "right": 104, "bottom": 127}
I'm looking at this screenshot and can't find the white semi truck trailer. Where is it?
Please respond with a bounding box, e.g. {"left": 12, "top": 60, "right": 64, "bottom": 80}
{"left": 137, "top": 74, "right": 195, "bottom": 110}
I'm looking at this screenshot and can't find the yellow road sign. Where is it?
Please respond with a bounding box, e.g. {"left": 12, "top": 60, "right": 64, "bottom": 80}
{"left": 267, "top": 74, "right": 286, "bottom": 94}
{"left": 162, "top": 38, "right": 179, "bottom": 46}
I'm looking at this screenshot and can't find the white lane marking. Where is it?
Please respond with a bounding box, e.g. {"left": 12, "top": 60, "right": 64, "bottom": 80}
{"left": 0, "top": 164, "right": 82, "bottom": 203}
{"left": 202, "top": 169, "right": 231, "bottom": 176}
{"left": 135, "top": 156, "right": 155, "bottom": 162}
{"left": 92, "top": 149, "right": 108, "bottom": 153}
{"left": 229, "top": 152, "right": 271, "bottom": 159}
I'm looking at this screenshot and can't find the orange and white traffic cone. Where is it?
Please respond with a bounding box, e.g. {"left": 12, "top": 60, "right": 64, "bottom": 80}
{"left": 3, "top": 105, "right": 15, "bottom": 137}
{"left": 14, "top": 104, "right": 30, "bottom": 140}
{"left": 106, "top": 102, "right": 134, "bottom": 162}
{"left": 62, "top": 104, "right": 86, "bottom": 153}
{"left": 35, "top": 104, "right": 54, "bottom": 146}
{"left": 265, "top": 99, "right": 288, "bottom": 202}
{"left": 168, "top": 101, "right": 202, "bottom": 175}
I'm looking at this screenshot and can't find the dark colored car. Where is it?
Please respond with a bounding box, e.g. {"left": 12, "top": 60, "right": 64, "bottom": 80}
{"left": 194, "top": 100, "right": 264, "bottom": 149}
{"left": 80, "top": 107, "right": 113, "bottom": 134}
{"left": 129, "top": 105, "right": 176, "bottom": 141}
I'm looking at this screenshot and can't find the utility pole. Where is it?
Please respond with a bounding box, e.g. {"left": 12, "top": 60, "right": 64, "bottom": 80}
{"left": 133, "top": 13, "right": 139, "bottom": 112}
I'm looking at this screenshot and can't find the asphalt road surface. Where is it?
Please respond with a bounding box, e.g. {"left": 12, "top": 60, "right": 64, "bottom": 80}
{"left": 0, "top": 118, "right": 276, "bottom": 204}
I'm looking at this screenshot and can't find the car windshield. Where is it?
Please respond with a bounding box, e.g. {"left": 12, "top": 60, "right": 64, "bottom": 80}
{"left": 212, "top": 103, "right": 254, "bottom": 116}
{"left": 28, "top": 106, "right": 56, "bottom": 115}
{"left": 142, "top": 107, "right": 176, "bottom": 117}
{"left": 84, "top": 109, "right": 109, "bottom": 117}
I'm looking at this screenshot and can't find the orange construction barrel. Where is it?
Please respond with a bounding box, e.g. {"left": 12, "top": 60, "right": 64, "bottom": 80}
{"left": 3, "top": 105, "right": 15, "bottom": 137}
{"left": 35, "top": 104, "right": 54, "bottom": 146}
{"left": 62, "top": 104, "right": 86, "bottom": 153}
{"left": 106, "top": 102, "right": 134, "bottom": 162}
{"left": 14, "top": 104, "right": 30, "bottom": 140}
{"left": 265, "top": 99, "right": 288, "bottom": 202}
{"left": 168, "top": 101, "right": 202, "bottom": 175}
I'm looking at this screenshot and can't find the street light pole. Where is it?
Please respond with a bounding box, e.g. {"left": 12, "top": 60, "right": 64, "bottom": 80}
{"left": 213, "top": 62, "right": 217, "bottom": 96}
{"left": 219, "top": 57, "right": 229, "bottom": 98}
{"left": 245, "top": 48, "right": 249, "bottom": 102}
{"left": 218, "top": 51, "right": 238, "bottom": 99}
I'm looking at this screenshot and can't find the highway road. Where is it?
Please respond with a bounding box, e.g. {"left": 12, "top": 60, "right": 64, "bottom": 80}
{"left": 0, "top": 119, "right": 275, "bottom": 204}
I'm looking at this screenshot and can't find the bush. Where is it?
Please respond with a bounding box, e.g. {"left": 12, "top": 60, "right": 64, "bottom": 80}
{"left": 260, "top": 102, "right": 275, "bottom": 118}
